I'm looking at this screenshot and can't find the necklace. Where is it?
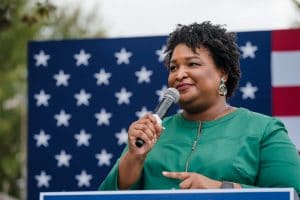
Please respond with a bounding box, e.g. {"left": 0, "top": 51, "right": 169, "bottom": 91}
{"left": 182, "top": 103, "right": 235, "bottom": 121}
{"left": 211, "top": 104, "right": 234, "bottom": 121}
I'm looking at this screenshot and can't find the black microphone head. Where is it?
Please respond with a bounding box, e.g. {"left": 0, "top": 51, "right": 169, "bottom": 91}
{"left": 163, "top": 88, "right": 180, "bottom": 103}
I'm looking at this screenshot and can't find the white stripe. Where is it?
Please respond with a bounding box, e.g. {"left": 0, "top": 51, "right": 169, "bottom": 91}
{"left": 40, "top": 188, "right": 295, "bottom": 196}
{"left": 277, "top": 116, "right": 300, "bottom": 150}
{"left": 271, "top": 51, "right": 300, "bottom": 86}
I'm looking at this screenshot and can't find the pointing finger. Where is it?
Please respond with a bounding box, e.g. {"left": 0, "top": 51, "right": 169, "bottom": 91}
{"left": 162, "top": 171, "right": 190, "bottom": 180}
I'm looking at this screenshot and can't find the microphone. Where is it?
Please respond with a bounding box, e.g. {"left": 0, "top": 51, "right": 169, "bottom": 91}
{"left": 135, "top": 87, "right": 180, "bottom": 148}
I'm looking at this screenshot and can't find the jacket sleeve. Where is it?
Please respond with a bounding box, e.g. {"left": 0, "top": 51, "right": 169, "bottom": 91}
{"left": 252, "top": 118, "right": 300, "bottom": 196}
{"left": 98, "top": 158, "right": 120, "bottom": 190}
{"left": 98, "top": 145, "right": 143, "bottom": 190}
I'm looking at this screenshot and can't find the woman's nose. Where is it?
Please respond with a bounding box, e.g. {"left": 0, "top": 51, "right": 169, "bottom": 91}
{"left": 175, "top": 66, "right": 188, "bottom": 81}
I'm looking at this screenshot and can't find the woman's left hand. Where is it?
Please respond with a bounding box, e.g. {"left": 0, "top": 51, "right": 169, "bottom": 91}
{"left": 162, "top": 171, "right": 222, "bottom": 189}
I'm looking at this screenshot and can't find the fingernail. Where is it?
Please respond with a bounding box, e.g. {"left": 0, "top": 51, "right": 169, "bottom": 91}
{"left": 162, "top": 171, "right": 168, "bottom": 175}
{"left": 162, "top": 126, "right": 166, "bottom": 130}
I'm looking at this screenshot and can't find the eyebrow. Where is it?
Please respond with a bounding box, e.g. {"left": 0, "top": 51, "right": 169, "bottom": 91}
{"left": 170, "top": 56, "right": 201, "bottom": 63}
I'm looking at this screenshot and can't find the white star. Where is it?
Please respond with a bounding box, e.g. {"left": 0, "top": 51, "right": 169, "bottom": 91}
{"left": 74, "top": 129, "right": 91, "bottom": 147}
{"left": 115, "top": 87, "right": 132, "bottom": 105}
{"left": 54, "top": 110, "right": 71, "bottom": 127}
{"left": 34, "top": 130, "right": 51, "bottom": 147}
{"left": 156, "top": 85, "right": 167, "bottom": 101}
{"left": 75, "top": 170, "right": 92, "bottom": 188}
{"left": 74, "top": 89, "right": 91, "bottom": 106}
{"left": 115, "top": 128, "right": 128, "bottom": 145}
{"left": 136, "top": 106, "right": 150, "bottom": 118}
{"left": 35, "top": 171, "right": 51, "bottom": 188}
{"left": 74, "top": 49, "right": 91, "bottom": 66}
{"left": 95, "top": 149, "right": 113, "bottom": 166}
{"left": 95, "top": 108, "right": 112, "bottom": 126}
{"left": 55, "top": 150, "right": 72, "bottom": 167}
{"left": 155, "top": 45, "right": 167, "bottom": 62}
{"left": 94, "top": 68, "right": 111, "bottom": 86}
{"left": 135, "top": 66, "right": 153, "bottom": 84}
{"left": 240, "top": 82, "right": 258, "bottom": 99}
{"left": 240, "top": 41, "right": 258, "bottom": 59}
{"left": 114, "top": 48, "right": 132, "bottom": 65}
{"left": 34, "top": 90, "right": 51, "bottom": 107}
{"left": 34, "top": 50, "right": 50, "bottom": 67}
{"left": 53, "top": 70, "right": 70, "bottom": 87}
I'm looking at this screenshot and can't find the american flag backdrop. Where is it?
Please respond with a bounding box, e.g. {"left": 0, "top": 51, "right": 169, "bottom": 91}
{"left": 27, "top": 29, "right": 300, "bottom": 200}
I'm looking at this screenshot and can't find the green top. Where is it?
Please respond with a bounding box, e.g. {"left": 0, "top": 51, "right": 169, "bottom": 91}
{"left": 99, "top": 108, "right": 300, "bottom": 195}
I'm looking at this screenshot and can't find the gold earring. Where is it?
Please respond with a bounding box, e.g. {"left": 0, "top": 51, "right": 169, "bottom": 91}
{"left": 219, "top": 77, "right": 227, "bottom": 96}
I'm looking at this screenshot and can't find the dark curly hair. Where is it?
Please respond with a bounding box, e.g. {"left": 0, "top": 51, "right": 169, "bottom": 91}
{"left": 164, "top": 21, "right": 241, "bottom": 98}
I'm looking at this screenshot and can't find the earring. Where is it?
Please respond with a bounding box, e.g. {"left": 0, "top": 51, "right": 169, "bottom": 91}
{"left": 219, "top": 77, "right": 227, "bottom": 96}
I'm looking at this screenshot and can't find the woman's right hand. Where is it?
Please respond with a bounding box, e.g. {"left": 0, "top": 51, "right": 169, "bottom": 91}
{"left": 117, "top": 114, "right": 163, "bottom": 189}
{"left": 127, "top": 114, "right": 163, "bottom": 159}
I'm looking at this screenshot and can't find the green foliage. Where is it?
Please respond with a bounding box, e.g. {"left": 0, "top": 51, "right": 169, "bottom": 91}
{"left": 0, "top": 0, "right": 106, "bottom": 199}
{"left": 292, "top": 0, "right": 300, "bottom": 27}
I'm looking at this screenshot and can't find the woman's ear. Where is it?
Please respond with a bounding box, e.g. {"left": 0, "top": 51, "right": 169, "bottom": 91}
{"left": 219, "top": 69, "right": 228, "bottom": 81}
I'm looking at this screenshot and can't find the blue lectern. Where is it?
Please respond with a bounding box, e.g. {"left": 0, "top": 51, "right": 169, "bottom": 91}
{"left": 40, "top": 188, "right": 299, "bottom": 200}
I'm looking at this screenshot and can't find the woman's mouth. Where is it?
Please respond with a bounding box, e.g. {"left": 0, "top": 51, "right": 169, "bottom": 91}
{"left": 176, "top": 83, "right": 193, "bottom": 91}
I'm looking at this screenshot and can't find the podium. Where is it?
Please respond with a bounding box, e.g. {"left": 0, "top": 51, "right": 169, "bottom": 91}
{"left": 40, "top": 188, "right": 299, "bottom": 200}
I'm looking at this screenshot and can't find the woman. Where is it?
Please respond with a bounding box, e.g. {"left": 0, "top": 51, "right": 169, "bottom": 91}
{"left": 99, "top": 22, "right": 300, "bottom": 194}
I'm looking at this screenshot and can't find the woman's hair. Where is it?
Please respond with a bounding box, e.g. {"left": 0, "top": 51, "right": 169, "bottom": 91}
{"left": 164, "top": 21, "right": 241, "bottom": 98}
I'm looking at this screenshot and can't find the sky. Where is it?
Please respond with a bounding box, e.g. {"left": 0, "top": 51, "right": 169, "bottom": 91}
{"left": 52, "top": 0, "right": 300, "bottom": 37}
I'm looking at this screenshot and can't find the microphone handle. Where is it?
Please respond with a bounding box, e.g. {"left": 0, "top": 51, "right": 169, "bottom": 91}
{"left": 135, "top": 114, "right": 162, "bottom": 148}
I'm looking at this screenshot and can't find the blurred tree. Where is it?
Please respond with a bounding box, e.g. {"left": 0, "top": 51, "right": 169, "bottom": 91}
{"left": 0, "top": 0, "right": 106, "bottom": 199}
{"left": 293, "top": 0, "right": 300, "bottom": 8}
{"left": 292, "top": 0, "right": 300, "bottom": 26}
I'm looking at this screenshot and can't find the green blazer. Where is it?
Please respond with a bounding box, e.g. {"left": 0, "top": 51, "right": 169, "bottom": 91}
{"left": 100, "top": 108, "right": 300, "bottom": 196}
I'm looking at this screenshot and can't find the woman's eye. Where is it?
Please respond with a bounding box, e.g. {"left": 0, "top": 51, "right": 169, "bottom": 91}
{"left": 169, "top": 65, "right": 176, "bottom": 72}
{"left": 189, "top": 62, "right": 200, "bottom": 67}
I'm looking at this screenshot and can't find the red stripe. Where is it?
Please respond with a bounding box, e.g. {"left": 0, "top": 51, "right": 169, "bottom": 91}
{"left": 272, "top": 29, "right": 300, "bottom": 51}
{"left": 272, "top": 87, "right": 300, "bottom": 116}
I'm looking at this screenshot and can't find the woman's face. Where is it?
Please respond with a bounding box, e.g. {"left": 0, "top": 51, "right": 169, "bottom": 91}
{"left": 168, "top": 44, "right": 224, "bottom": 112}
